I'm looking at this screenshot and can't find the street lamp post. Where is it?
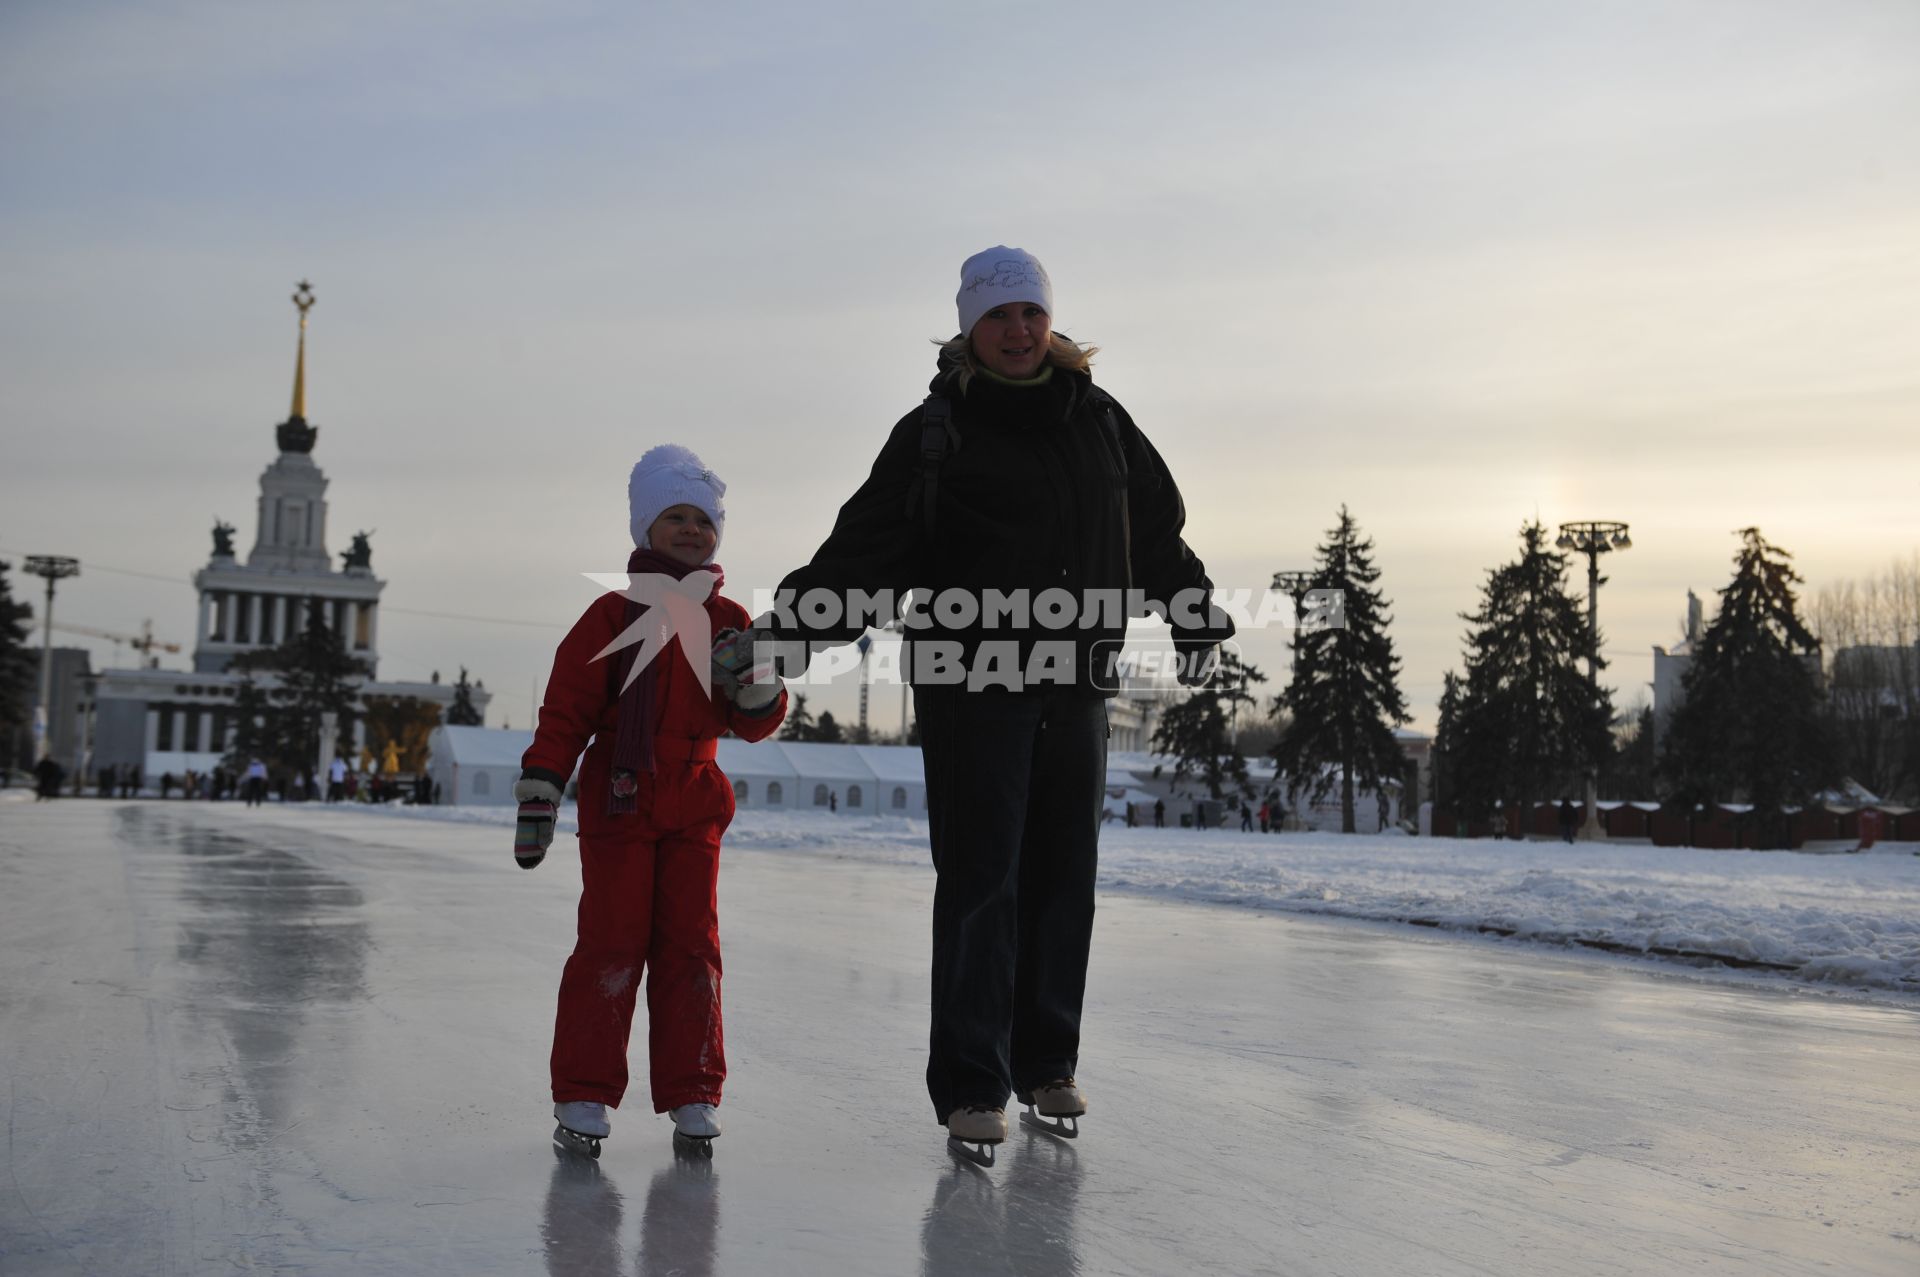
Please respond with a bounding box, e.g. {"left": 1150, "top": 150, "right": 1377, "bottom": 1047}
{"left": 1555, "top": 520, "right": 1631, "bottom": 840}
{"left": 23, "top": 556, "right": 80, "bottom": 763}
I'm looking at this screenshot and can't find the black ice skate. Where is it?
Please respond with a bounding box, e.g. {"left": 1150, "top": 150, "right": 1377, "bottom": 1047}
{"left": 1017, "top": 1078, "right": 1086, "bottom": 1138}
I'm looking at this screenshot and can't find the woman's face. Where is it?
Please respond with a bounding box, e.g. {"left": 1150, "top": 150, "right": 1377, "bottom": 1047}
{"left": 969, "top": 303, "right": 1052, "bottom": 379}
{"left": 646, "top": 504, "right": 718, "bottom": 566}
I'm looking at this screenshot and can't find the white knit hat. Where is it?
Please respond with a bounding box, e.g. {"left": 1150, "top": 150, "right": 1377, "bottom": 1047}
{"left": 628, "top": 444, "right": 726, "bottom": 560}
{"left": 956, "top": 245, "right": 1053, "bottom": 338}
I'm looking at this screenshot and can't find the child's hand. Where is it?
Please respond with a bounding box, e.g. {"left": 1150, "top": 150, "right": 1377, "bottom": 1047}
{"left": 711, "top": 628, "right": 783, "bottom": 714}
{"left": 513, "top": 777, "right": 562, "bottom": 869}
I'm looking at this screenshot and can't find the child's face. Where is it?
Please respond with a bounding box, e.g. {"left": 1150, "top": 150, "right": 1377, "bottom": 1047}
{"left": 647, "top": 504, "right": 718, "bottom": 566}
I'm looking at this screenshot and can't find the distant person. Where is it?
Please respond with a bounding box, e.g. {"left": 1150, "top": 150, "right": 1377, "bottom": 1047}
{"left": 515, "top": 445, "right": 787, "bottom": 1158}
{"left": 1154, "top": 797, "right": 1165, "bottom": 828}
{"left": 33, "top": 756, "right": 64, "bottom": 800}
{"left": 1257, "top": 801, "right": 1270, "bottom": 834}
{"left": 1240, "top": 801, "right": 1253, "bottom": 833}
{"left": 243, "top": 758, "right": 267, "bottom": 807}
{"left": 1125, "top": 803, "right": 1136, "bottom": 829}
{"left": 329, "top": 756, "right": 347, "bottom": 802}
{"left": 1193, "top": 799, "right": 1205, "bottom": 831}
{"left": 1558, "top": 797, "right": 1578, "bottom": 844}
{"left": 829, "top": 790, "right": 837, "bottom": 814}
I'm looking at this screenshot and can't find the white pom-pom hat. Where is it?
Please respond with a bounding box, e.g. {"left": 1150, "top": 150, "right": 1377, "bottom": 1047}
{"left": 628, "top": 444, "right": 726, "bottom": 561}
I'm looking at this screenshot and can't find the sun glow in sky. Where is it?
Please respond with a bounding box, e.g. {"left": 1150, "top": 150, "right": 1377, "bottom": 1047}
{"left": 4, "top": 1, "right": 1917, "bottom": 731}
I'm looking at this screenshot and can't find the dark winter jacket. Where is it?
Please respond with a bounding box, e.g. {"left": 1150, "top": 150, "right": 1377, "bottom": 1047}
{"left": 770, "top": 353, "right": 1232, "bottom": 694}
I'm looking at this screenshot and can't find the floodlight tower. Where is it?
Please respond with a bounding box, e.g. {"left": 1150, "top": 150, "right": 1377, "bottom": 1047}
{"left": 24, "top": 555, "right": 80, "bottom": 762}
{"left": 1555, "top": 520, "right": 1631, "bottom": 839}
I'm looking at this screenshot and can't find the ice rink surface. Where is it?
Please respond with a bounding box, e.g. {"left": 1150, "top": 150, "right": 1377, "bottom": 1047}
{"left": 2, "top": 799, "right": 1916, "bottom": 1276}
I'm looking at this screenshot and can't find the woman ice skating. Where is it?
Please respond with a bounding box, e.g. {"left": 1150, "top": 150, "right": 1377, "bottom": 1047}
{"left": 514, "top": 444, "right": 787, "bottom": 1158}
{"left": 761, "top": 246, "right": 1232, "bottom": 1163}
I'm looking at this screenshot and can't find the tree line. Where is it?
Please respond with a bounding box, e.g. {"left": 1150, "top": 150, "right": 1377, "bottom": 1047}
{"left": 1151, "top": 515, "right": 1893, "bottom": 848}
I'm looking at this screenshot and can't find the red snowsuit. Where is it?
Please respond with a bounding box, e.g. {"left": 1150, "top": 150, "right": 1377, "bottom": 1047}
{"left": 522, "top": 582, "right": 786, "bottom": 1113}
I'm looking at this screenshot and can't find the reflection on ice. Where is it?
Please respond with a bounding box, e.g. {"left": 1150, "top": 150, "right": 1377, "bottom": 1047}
{"left": 121, "top": 805, "right": 370, "bottom": 1149}
{"left": 923, "top": 1126, "right": 1083, "bottom": 1277}
{"left": 538, "top": 1142, "right": 720, "bottom": 1276}
{"left": 541, "top": 1150, "right": 625, "bottom": 1277}
{"left": 641, "top": 1152, "right": 720, "bottom": 1277}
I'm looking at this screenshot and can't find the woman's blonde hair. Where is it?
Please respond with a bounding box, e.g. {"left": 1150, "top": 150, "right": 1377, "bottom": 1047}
{"left": 934, "top": 332, "right": 1099, "bottom": 393}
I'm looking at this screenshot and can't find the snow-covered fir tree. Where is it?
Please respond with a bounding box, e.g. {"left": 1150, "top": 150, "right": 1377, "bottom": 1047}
{"left": 1445, "top": 521, "right": 1610, "bottom": 825}
{"left": 1660, "top": 527, "right": 1835, "bottom": 847}
{"left": 1151, "top": 646, "right": 1265, "bottom": 802}
{"left": 1269, "top": 506, "right": 1410, "bottom": 833}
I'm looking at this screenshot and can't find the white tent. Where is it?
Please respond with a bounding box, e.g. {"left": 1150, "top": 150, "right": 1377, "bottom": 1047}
{"left": 778, "top": 741, "right": 879, "bottom": 813}
{"left": 425, "top": 725, "right": 533, "bottom": 807}
{"left": 852, "top": 744, "right": 927, "bottom": 815}
{"left": 716, "top": 738, "right": 800, "bottom": 810}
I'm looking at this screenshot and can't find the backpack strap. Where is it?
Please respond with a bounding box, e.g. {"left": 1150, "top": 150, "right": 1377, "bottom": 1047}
{"left": 904, "top": 394, "right": 958, "bottom": 535}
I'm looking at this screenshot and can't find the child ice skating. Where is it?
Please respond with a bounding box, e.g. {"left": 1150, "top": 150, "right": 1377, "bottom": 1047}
{"left": 514, "top": 445, "right": 787, "bottom": 1158}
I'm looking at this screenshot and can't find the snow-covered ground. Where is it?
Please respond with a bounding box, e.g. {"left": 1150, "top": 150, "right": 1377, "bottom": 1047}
{"left": 274, "top": 796, "right": 1920, "bottom": 999}
{"left": 4, "top": 797, "right": 1918, "bottom": 1276}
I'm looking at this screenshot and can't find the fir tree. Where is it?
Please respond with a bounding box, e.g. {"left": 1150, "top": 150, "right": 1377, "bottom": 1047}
{"left": 1430, "top": 670, "right": 1473, "bottom": 819}
{"left": 1447, "top": 521, "right": 1611, "bottom": 826}
{"left": 1602, "top": 704, "right": 1659, "bottom": 801}
{"left": 1270, "top": 506, "right": 1410, "bottom": 833}
{"left": 813, "top": 710, "right": 844, "bottom": 744}
{"left": 222, "top": 672, "right": 271, "bottom": 774}
{"left": 0, "top": 559, "right": 36, "bottom": 770}
{"left": 781, "top": 694, "right": 817, "bottom": 741}
{"left": 230, "top": 598, "right": 371, "bottom": 778}
{"left": 1660, "top": 528, "right": 1835, "bottom": 846}
{"left": 446, "top": 667, "right": 484, "bottom": 726}
{"left": 1151, "top": 646, "right": 1265, "bottom": 801}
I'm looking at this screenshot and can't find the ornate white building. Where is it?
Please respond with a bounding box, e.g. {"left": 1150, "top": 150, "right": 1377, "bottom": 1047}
{"left": 91, "top": 284, "right": 486, "bottom": 781}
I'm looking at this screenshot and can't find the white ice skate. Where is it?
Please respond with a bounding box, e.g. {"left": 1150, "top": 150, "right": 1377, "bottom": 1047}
{"left": 1017, "top": 1078, "right": 1086, "bottom": 1139}
{"left": 670, "top": 1103, "right": 721, "bottom": 1156}
{"left": 945, "top": 1105, "right": 1007, "bottom": 1167}
{"left": 554, "top": 1101, "right": 610, "bottom": 1159}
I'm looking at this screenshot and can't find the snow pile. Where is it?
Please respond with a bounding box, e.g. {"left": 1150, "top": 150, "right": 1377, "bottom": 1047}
{"left": 265, "top": 801, "right": 1920, "bottom": 996}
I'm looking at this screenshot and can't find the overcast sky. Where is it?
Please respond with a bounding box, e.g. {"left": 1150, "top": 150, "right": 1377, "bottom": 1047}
{"left": 4, "top": 0, "right": 1917, "bottom": 733}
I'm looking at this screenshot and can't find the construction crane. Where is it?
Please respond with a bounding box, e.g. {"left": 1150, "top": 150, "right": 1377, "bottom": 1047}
{"left": 51, "top": 619, "right": 182, "bottom": 662}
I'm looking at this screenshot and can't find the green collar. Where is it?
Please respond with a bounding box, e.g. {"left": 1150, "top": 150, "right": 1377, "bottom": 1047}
{"left": 975, "top": 363, "right": 1054, "bottom": 389}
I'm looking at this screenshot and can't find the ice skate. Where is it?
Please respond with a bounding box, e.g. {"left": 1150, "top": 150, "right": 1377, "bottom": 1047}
{"left": 945, "top": 1105, "right": 1007, "bottom": 1167}
{"left": 1017, "top": 1078, "right": 1086, "bottom": 1138}
{"left": 670, "top": 1103, "right": 720, "bottom": 1157}
{"left": 553, "top": 1101, "right": 610, "bottom": 1159}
